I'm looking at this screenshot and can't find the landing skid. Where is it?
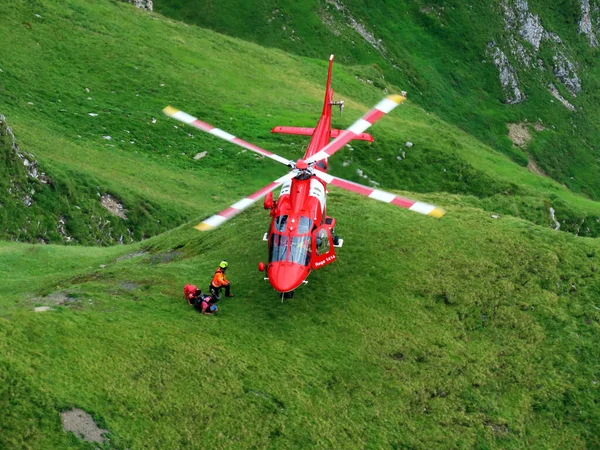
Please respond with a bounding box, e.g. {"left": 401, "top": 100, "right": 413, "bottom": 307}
{"left": 263, "top": 273, "right": 308, "bottom": 303}
{"left": 281, "top": 291, "right": 294, "bottom": 303}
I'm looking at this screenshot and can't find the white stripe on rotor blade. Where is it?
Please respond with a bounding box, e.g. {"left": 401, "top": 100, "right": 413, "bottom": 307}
{"left": 172, "top": 110, "right": 197, "bottom": 125}
{"left": 375, "top": 97, "right": 401, "bottom": 114}
{"left": 309, "top": 151, "right": 329, "bottom": 163}
{"left": 278, "top": 172, "right": 296, "bottom": 182}
{"left": 369, "top": 190, "right": 395, "bottom": 203}
{"left": 231, "top": 197, "right": 255, "bottom": 210}
{"left": 271, "top": 154, "right": 293, "bottom": 165}
{"left": 348, "top": 119, "right": 371, "bottom": 135}
{"left": 409, "top": 202, "right": 436, "bottom": 215}
{"left": 209, "top": 128, "right": 236, "bottom": 141}
{"left": 202, "top": 215, "right": 228, "bottom": 228}
{"left": 314, "top": 170, "right": 334, "bottom": 183}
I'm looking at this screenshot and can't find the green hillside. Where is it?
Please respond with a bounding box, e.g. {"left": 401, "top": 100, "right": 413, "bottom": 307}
{"left": 1, "top": 0, "right": 600, "bottom": 448}
{"left": 156, "top": 0, "right": 600, "bottom": 199}
{"left": 2, "top": 196, "right": 600, "bottom": 448}
{"left": 2, "top": 0, "right": 600, "bottom": 241}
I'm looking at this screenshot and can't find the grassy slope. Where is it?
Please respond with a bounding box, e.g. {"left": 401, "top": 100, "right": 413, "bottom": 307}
{"left": 0, "top": 0, "right": 600, "bottom": 448}
{"left": 2, "top": 194, "right": 600, "bottom": 449}
{"left": 1, "top": 0, "right": 600, "bottom": 238}
{"left": 155, "top": 0, "right": 600, "bottom": 199}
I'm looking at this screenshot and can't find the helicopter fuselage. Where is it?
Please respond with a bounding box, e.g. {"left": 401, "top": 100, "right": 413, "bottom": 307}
{"left": 263, "top": 58, "right": 338, "bottom": 293}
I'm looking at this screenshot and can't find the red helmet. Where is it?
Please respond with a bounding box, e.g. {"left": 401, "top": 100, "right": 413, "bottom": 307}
{"left": 184, "top": 284, "right": 198, "bottom": 300}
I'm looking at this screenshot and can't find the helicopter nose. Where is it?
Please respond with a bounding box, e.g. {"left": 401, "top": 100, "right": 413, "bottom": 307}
{"left": 268, "top": 262, "right": 308, "bottom": 293}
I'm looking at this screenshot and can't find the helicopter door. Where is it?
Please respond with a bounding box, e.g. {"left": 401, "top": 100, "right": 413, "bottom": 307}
{"left": 311, "top": 226, "right": 336, "bottom": 270}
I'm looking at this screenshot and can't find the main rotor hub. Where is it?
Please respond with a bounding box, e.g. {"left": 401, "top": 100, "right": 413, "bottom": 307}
{"left": 295, "top": 159, "right": 308, "bottom": 170}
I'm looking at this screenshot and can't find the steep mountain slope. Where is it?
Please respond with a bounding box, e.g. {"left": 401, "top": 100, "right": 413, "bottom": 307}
{"left": 0, "top": 114, "right": 181, "bottom": 244}
{"left": 1, "top": 0, "right": 600, "bottom": 241}
{"left": 1, "top": 1, "right": 600, "bottom": 448}
{"left": 155, "top": 0, "right": 600, "bottom": 199}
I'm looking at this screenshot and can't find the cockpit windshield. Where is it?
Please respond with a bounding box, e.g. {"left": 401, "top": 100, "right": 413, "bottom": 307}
{"left": 269, "top": 234, "right": 288, "bottom": 263}
{"left": 289, "top": 236, "right": 311, "bottom": 266}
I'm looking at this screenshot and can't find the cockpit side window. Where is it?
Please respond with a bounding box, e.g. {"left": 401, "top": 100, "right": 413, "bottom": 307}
{"left": 274, "top": 215, "right": 288, "bottom": 232}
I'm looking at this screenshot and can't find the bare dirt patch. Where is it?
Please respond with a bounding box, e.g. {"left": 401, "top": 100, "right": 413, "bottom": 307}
{"left": 31, "top": 292, "right": 77, "bottom": 308}
{"left": 46, "top": 292, "right": 77, "bottom": 305}
{"left": 61, "top": 408, "right": 109, "bottom": 444}
{"left": 120, "top": 281, "right": 139, "bottom": 291}
{"left": 527, "top": 156, "right": 548, "bottom": 177}
{"left": 101, "top": 193, "right": 127, "bottom": 219}
{"left": 150, "top": 250, "right": 183, "bottom": 264}
{"left": 115, "top": 250, "right": 148, "bottom": 261}
{"left": 507, "top": 123, "right": 531, "bottom": 146}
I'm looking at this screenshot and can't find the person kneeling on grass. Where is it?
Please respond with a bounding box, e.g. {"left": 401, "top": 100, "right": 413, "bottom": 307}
{"left": 184, "top": 284, "right": 218, "bottom": 315}
{"left": 210, "top": 260, "right": 233, "bottom": 300}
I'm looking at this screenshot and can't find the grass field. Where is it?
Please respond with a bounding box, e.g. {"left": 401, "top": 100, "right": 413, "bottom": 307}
{"left": 2, "top": 194, "right": 600, "bottom": 448}
{"left": 1, "top": 0, "right": 600, "bottom": 448}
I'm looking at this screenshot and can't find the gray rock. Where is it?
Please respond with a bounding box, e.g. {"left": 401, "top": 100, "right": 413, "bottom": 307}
{"left": 548, "top": 84, "right": 576, "bottom": 111}
{"left": 503, "top": 0, "right": 545, "bottom": 50}
{"left": 57, "top": 216, "right": 74, "bottom": 242}
{"left": 491, "top": 47, "right": 525, "bottom": 104}
{"left": 552, "top": 52, "right": 582, "bottom": 96}
{"left": 492, "top": 0, "right": 583, "bottom": 101}
{"left": 100, "top": 193, "right": 127, "bottom": 219}
{"left": 578, "top": 0, "right": 598, "bottom": 47}
{"left": 121, "top": 0, "right": 153, "bottom": 11}
{"left": 61, "top": 408, "right": 109, "bottom": 444}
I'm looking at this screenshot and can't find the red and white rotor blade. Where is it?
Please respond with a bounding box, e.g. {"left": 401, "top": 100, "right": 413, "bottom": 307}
{"left": 313, "top": 169, "right": 445, "bottom": 218}
{"left": 163, "top": 106, "right": 292, "bottom": 167}
{"left": 194, "top": 171, "right": 297, "bottom": 231}
{"left": 306, "top": 94, "right": 406, "bottom": 164}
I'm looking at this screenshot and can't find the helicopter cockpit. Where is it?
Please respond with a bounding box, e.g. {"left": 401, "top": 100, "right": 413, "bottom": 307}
{"left": 269, "top": 215, "right": 313, "bottom": 266}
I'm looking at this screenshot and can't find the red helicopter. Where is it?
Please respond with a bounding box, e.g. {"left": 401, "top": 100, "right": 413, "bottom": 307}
{"left": 163, "top": 55, "right": 445, "bottom": 298}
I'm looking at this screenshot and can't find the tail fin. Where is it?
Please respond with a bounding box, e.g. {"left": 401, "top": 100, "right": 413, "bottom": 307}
{"left": 323, "top": 54, "right": 334, "bottom": 113}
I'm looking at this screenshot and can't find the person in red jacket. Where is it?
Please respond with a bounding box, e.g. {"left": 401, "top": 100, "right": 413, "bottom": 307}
{"left": 210, "top": 260, "right": 233, "bottom": 299}
{"left": 184, "top": 284, "right": 218, "bottom": 315}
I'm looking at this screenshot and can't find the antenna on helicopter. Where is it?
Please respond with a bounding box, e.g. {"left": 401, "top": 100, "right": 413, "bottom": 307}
{"left": 330, "top": 99, "right": 344, "bottom": 115}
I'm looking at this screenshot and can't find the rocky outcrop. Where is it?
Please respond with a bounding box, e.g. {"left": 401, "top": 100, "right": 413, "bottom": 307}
{"left": 121, "top": 0, "right": 153, "bottom": 12}
{"left": 489, "top": 1, "right": 582, "bottom": 107}
{"left": 1, "top": 114, "right": 41, "bottom": 207}
{"left": 547, "top": 84, "right": 576, "bottom": 111}
{"left": 503, "top": 0, "right": 545, "bottom": 50}
{"left": 578, "top": 0, "right": 598, "bottom": 47}
{"left": 552, "top": 51, "right": 581, "bottom": 96}
{"left": 490, "top": 45, "right": 525, "bottom": 104}
{"left": 100, "top": 193, "right": 127, "bottom": 219}
{"left": 323, "top": 1, "right": 390, "bottom": 62}
{"left": 0, "top": 114, "right": 142, "bottom": 245}
{"left": 549, "top": 207, "right": 561, "bottom": 230}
